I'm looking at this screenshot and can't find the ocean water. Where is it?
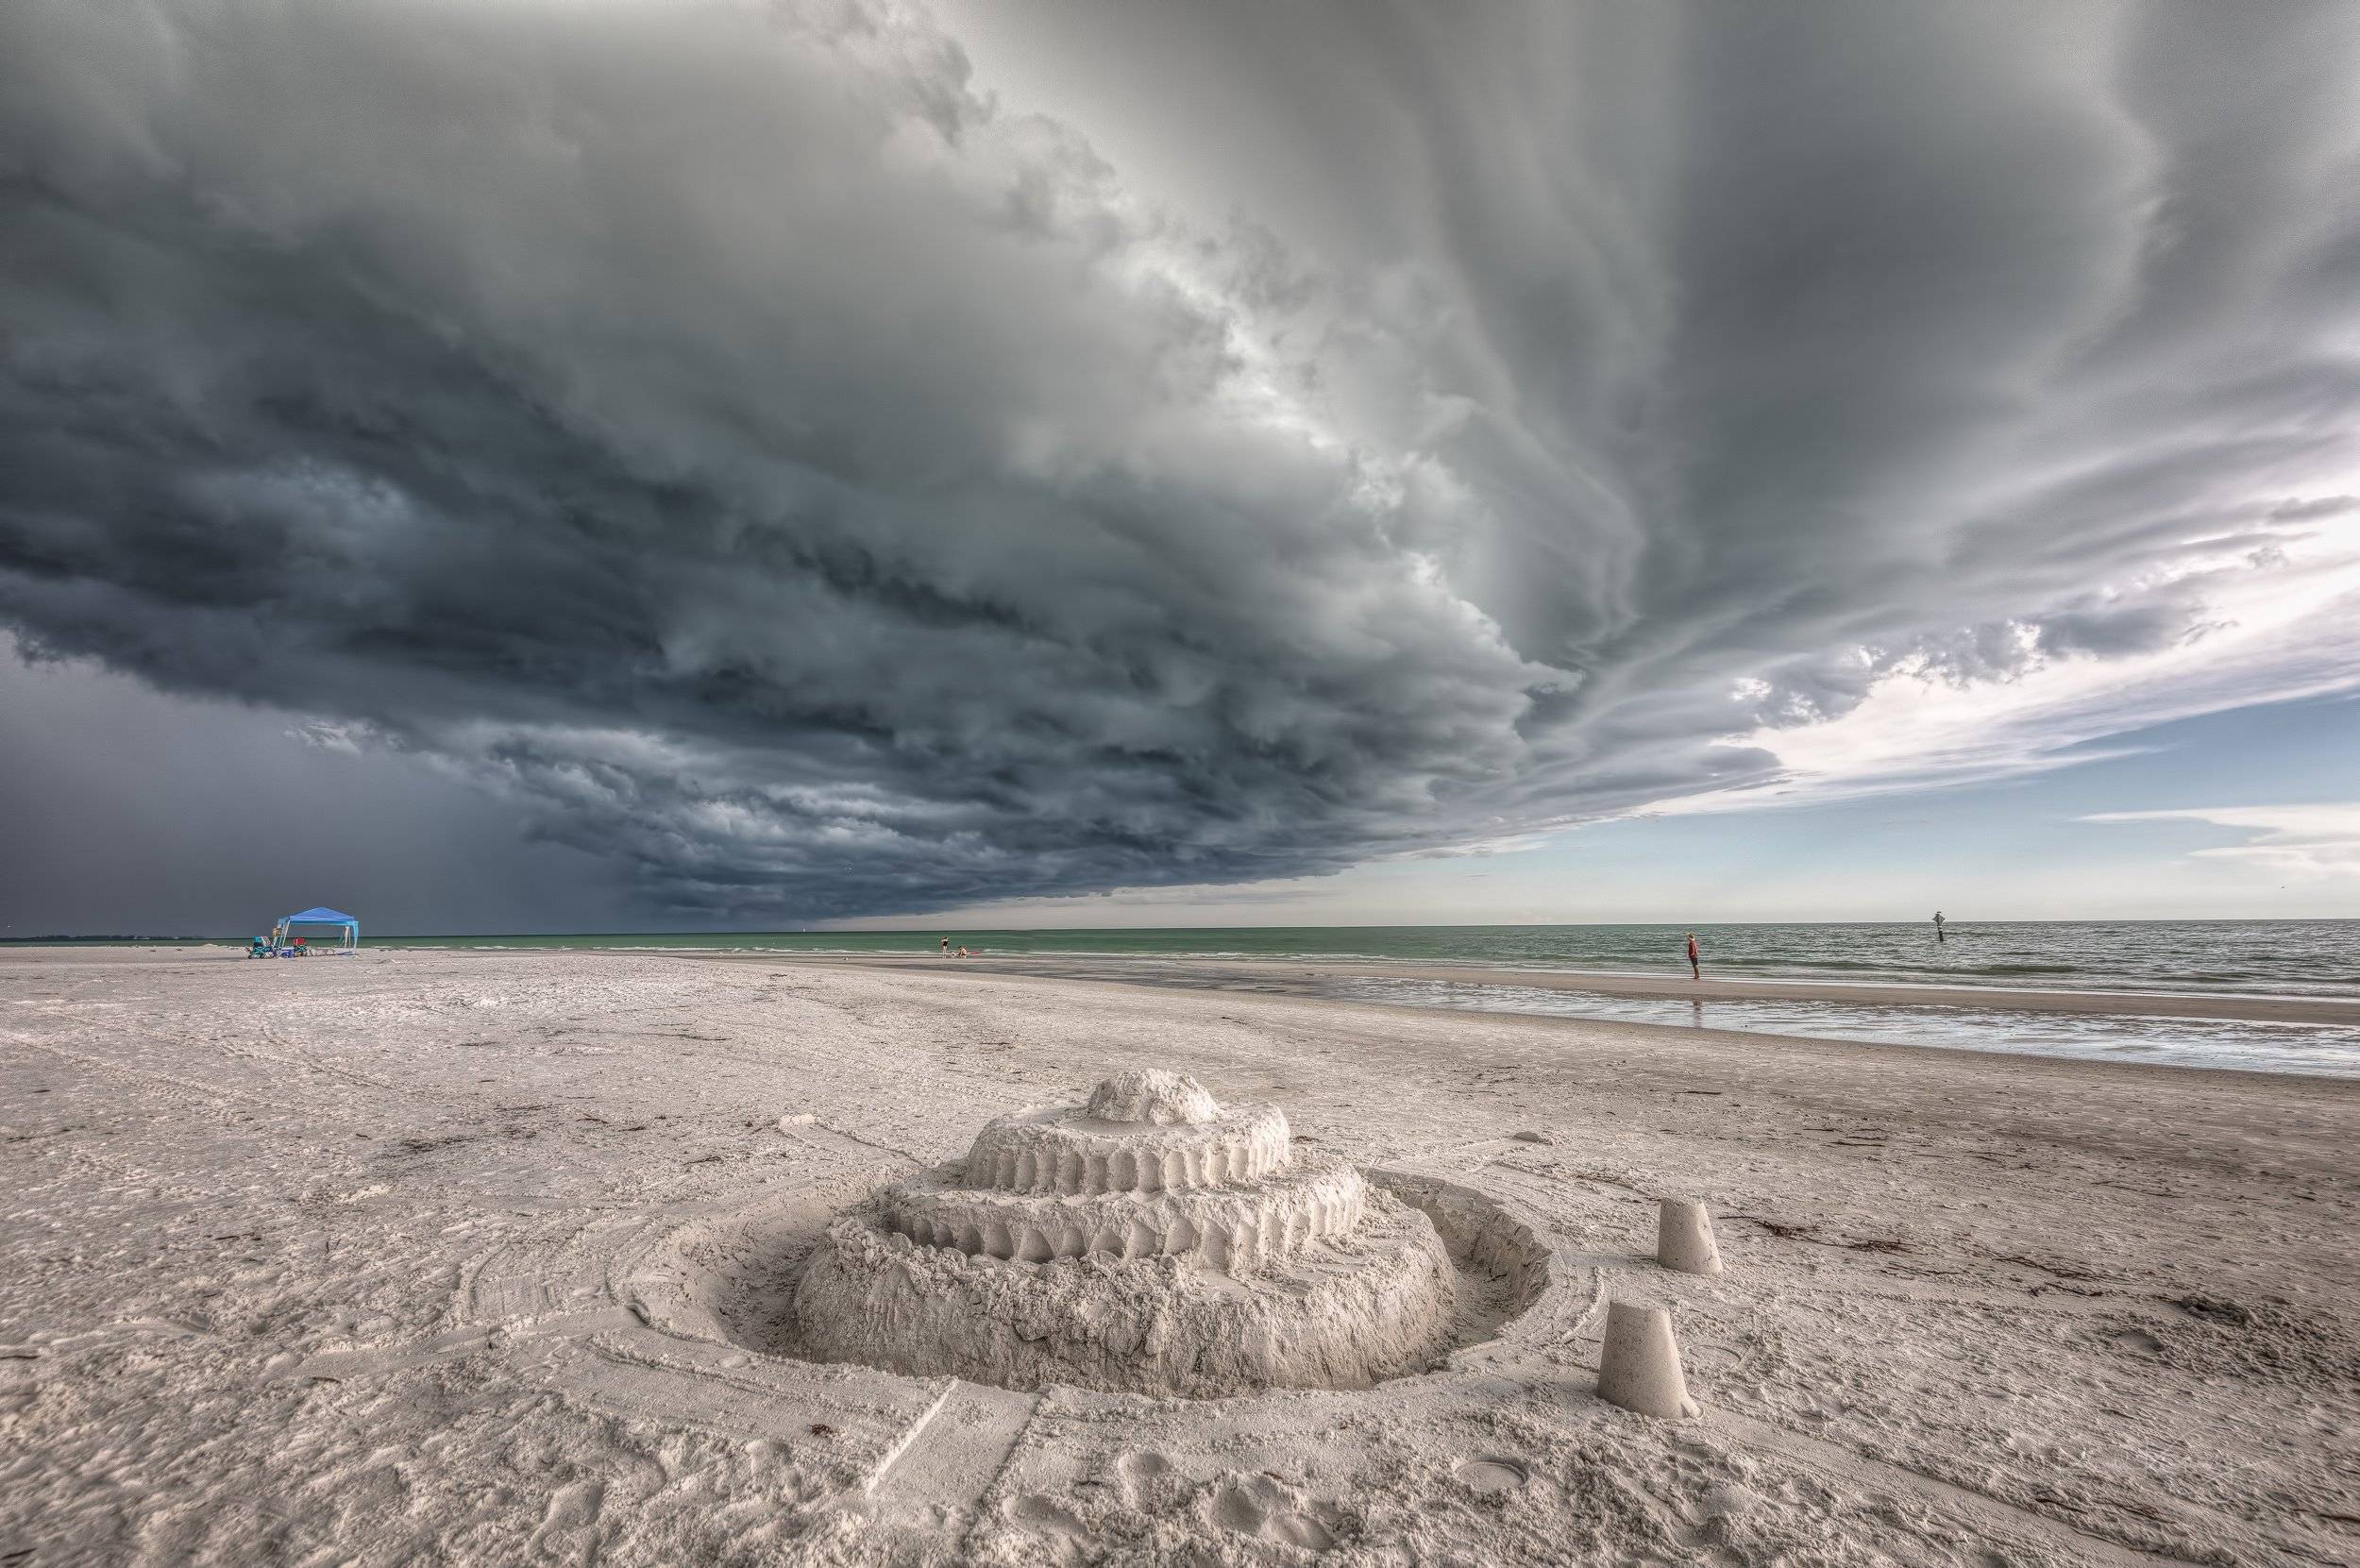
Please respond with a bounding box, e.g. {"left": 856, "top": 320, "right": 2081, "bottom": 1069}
{"left": 386, "top": 920, "right": 2360, "bottom": 1000}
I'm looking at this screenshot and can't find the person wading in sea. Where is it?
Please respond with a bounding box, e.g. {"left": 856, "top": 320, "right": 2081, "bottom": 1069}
{"left": 1933, "top": 911, "right": 1946, "bottom": 944}
{"left": 1685, "top": 931, "right": 1700, "bottom": 981}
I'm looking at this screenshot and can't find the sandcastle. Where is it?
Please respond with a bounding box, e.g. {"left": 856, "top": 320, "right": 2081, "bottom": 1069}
{"left": 791, "top": 1070, "right": 1459, "bottom": 1396}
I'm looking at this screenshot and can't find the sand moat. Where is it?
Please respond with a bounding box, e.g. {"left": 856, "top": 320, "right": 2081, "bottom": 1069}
{"left": 3, "top": 948, "right": 2356, "bottom": 1565}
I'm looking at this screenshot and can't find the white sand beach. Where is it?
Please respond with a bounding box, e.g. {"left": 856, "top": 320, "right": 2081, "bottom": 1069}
{"left": 4, "top": 947, "right": 2355, "bottom": 1566}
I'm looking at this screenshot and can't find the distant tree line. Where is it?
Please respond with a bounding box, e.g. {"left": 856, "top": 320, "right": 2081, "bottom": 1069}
{"left": 0, "top": 935, "right": 226, "bottom": 944}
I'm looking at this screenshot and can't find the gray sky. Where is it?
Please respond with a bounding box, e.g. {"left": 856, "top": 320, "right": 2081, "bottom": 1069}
{"left": 3, "top": 1, "right": 2357, "bottom": 932}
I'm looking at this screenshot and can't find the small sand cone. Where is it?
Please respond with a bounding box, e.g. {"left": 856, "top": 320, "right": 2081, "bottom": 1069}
{"left": 1657, "top": 1197, "right": 1723, "bottom": 1275}
{"left": 1596, "top": 1300, "right": 1698, "bottom": 1419}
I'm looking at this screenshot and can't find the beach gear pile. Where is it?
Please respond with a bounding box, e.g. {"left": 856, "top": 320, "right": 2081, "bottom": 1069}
{"left": 254, "top": 907, "right": 360, "bottom": 956}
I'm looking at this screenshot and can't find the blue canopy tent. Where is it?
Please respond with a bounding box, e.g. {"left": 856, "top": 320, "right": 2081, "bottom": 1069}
{"left": 272, "top": 907, "right": 360, "bottom": 953}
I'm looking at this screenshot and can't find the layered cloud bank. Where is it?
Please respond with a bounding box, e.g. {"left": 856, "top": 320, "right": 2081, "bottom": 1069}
{"left": 2090, "top": 805, "right": 2360, "bottom": 880}
{"left": 4, "top": 0, "right": 2358, "bottom": 918}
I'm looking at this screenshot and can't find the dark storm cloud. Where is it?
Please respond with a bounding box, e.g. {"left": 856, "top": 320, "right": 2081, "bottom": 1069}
{"left": 0, "top": 645, "right": 633, "bottom": 936}
{"left": 3, "top": 0, "right": 2358, "bottom": 919}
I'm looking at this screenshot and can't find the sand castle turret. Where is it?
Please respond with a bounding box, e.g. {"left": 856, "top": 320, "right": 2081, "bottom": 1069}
{"left": 1657, "top": 1197, "right": 1724, "bottom": 1276}
{"left": 1596, "top": 1300, "right": 1698, "bottom": 1419}
{"left": 792, "top": 1070, "right": 1459, "bottom": 1396}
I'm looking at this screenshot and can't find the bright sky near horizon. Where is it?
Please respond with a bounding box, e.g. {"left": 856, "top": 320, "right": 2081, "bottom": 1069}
{"left": 3, "top": 1, "right": 2357, "bottom": 934}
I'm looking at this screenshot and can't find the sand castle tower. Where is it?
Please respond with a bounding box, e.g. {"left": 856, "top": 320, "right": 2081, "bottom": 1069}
{"left": 792, "top": 1070, "right": 1459, "bottom": 1396}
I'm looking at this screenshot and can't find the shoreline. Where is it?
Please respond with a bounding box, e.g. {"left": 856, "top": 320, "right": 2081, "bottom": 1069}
{"left": 754, "top": 951, "right": 2360, "bottom": 1092}
{"left": 685, "top": 949, "right": 2360, "bottom": 1029}
{"left": 24, "top": 943, "right": 2354, "bottom": 1074}
{"left": 17, "top": 930, "right": 2358, "bottom": 1012}
{"left": 1270, "top": 957, "right": 2360, "bottom": 1025}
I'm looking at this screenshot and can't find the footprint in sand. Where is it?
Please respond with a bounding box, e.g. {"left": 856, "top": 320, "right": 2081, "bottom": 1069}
{"left": 1004, "top": 1493, "right": 1088, "bottom": 1545}
{"left": 527, "top": 1479, "right": 604, "bottom": 1559}
{"left": 1206, "top": 1475, "right": 1340, "bottom": 1552}
{"left": 1114, "top": 1450, "right": 1175, "bottom": 1509}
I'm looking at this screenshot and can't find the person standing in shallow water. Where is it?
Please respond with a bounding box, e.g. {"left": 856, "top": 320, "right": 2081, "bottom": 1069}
{"left": 1685, "top": 932, "right": 1700, "bottom": 981}
{"left": 1933, "top": 911, "right": 1946, "bottom": 944}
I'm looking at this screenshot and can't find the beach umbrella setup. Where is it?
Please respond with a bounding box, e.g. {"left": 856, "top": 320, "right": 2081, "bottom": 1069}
{"left": 266, "top": 907, "right": 360, "bottom": 955}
